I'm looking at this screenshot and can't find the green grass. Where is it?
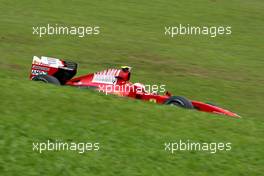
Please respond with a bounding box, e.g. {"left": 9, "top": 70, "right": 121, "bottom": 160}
{"left": 0, "top": 0, "right": 263, "bottom": 175}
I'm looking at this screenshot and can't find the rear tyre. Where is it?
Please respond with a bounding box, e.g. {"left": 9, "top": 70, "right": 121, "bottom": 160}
{"left": 164, "top": 96, "right": 193, "bottom": 109}
{"left": 32, "top": 75, "right": 61, "bottom": 85}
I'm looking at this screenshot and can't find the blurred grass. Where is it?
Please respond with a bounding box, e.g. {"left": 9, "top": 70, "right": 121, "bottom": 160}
{"left": 0, "top": 0, "right": 263, "bottom": 175}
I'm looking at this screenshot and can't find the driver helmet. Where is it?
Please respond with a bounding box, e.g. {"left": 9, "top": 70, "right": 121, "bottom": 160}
{"left": 121, "top": 66, "right": 132, "bottom": 72}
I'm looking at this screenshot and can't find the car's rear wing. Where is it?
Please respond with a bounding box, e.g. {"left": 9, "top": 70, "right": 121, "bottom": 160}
{"left": 30, "top": 56, "right": 77, "bottom": 84}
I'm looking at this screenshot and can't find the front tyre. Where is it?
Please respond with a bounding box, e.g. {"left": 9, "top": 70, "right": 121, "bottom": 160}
{"left": 32, "top": 75, "right": 61, "bottom": 85}
{"left": 164, "top": 96, "right": 193, "bottom": 109}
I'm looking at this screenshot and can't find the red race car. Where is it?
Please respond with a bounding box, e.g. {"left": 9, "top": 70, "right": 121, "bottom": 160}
{"left": 29, "top": 56, "right": 240, "bottom": 118}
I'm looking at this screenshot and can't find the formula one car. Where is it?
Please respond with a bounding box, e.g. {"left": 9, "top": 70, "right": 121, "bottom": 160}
{"left": 29, "top": 56, "right": 240, "bottom": 118}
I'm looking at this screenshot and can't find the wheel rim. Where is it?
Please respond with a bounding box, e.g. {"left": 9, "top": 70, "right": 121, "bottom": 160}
{"left": 170, "top": 100, "right": 184, "bottom": 107}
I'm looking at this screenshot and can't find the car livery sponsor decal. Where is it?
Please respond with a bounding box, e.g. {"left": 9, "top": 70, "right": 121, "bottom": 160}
{"left": 32, "top": 65, "right": 50, "bottom": 71}
{"left": 92, "top": 69, "right": 120, "bottom": 84}
{"left": 31, "top": 70, "right": 48, "bottom": 76}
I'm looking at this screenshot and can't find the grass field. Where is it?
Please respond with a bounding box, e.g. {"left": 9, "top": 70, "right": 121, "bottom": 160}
{"left": 0, "top": 0, "right": 264, "bottom": 175}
